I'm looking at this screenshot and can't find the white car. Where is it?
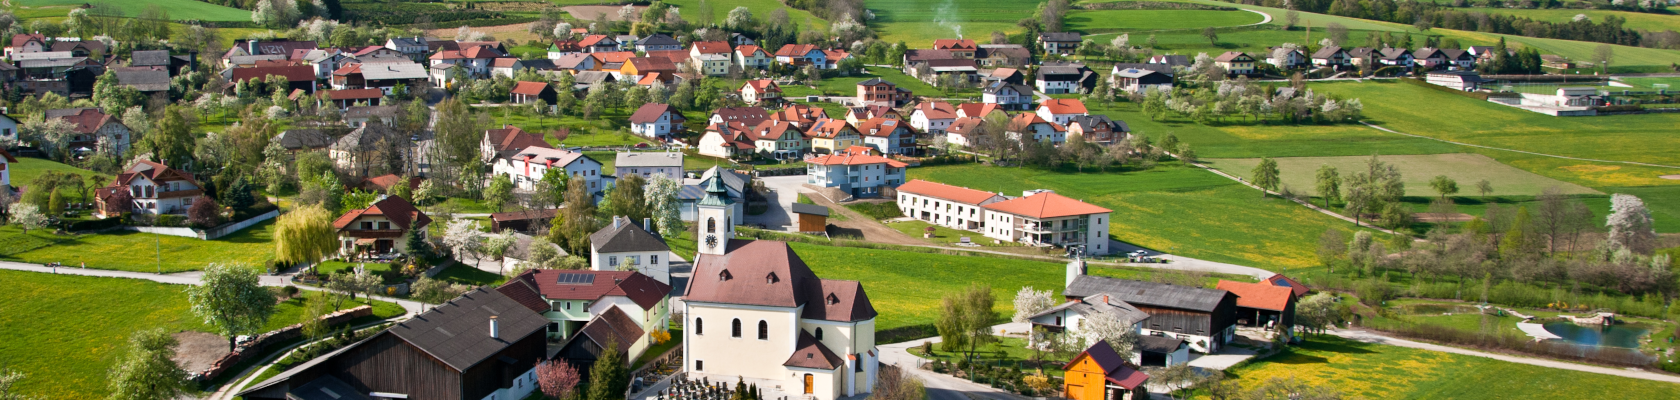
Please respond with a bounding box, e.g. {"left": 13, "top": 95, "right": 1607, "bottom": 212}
{"left": 1127, "top": 250, "right": 1149, "bottom": 258}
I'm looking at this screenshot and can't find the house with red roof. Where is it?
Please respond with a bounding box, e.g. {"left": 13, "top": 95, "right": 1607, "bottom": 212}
{"left": 982, "top": 189, "right": 1112, "bottom": 253}
{"left": 805, "top": 152, "right": 908, "bottom": 198}
{"left": 739, "top": 79, "right": 781, "bottom": 105}
{"left": 683, "top": 182, "right": 880, "bottom": 400}
{"left": 491, "top": 146, "right": 604, "bottom": 192}
{"left": 1063, "top": 340, "right": 1149, "bottom": 400}
{"left": 93, "top": 160, "right": 203, "bottom": 217}
{"left": 768, "top": 104, "right": 828, "bottom": 129}
{"left": 318, "top": 88, "right": 384, "bottom": 110}
{"left": 629, "top": 103, "right": 686, "bottom": 139}
{"left": 508, "top": 81, "right": 557, "bottom": 104}
{"left": 690, "top": 41, "right": 734, "bottom": 76}
{"left": 702, "top": 120, "right": 806, "bottom": 160}
{"left": 854, "top": 117, "right": 915, "bottom": 155}
{"left": 1216, "top": 280, "right": 1298, "bottom": 337}
{"left": 943, "top": 116, "right": 986, "bottom": 148}
{"left": 333, "top": 195, "right": 432, "bottom": 256}
{"left": 227, "top": 66, "right": 319, "bottom": 94}
{"left": 503, "top": 267, "right": 672, "bottom": 362}
{"left": 1037, "top": 98, "right": 1089, "bottom": 126}
{"left": 894, "top": 179, "right": 1006, "bottom": 231}
{"left": 6, "top": 33, "right": 46, "bottom": 59}
{"left": 909, "top": 101, "right": 957, "bottom": 134}
{"left": 734, "top": 44, "right": 771, "bottom": 69}
{"left": 578, "top": 35, "right": 620, "bottom": 53}
{"left": 1006, "top": 113, "right": 1066, "bottom": 145}
{"left": 931, "top": 39, "right": 978, "bottom": 58}
{"left": 46, "top": 108, "right": 131, "bottom": 157}
{"left": 804, "top": 118, "right": 861, "bottom": 155}
{"left": 427, "top": 44, "right": 505, "bottom": 77}
{"left": 774, "top": 43, "right": 824, "bottom": 67}
{"left": 480, "top": 125, "right": 553, "bottom": 162}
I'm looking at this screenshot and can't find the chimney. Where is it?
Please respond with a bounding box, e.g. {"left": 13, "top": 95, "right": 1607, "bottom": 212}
{"left": 643, "top": 217, "right": 652, "bottom": 232}
{"left": 489, "top": 316, "right": 500, "bottom": 339}
{"left": 1102, "top": 294, "right": 1109, "bottom": 304}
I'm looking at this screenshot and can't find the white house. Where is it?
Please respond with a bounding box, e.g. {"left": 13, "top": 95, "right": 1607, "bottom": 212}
{"left": 1036, "top": 99, "right": 1088, "bottom": 126}
{"left": 1426, "top": 71, "right": 1483, "bottom": 91}
{"left": 684, "top": 181, "right": 878, "bottom": 400}
{"left": 1027, "top": 293, "right": 1190, "bottom": 367}
{"left": 1007, "top": 113, "right": 1066, "bottom": 145}
{"left": 691, "top": 41, "right": 734, "bottom": 76}
{"left": 981, "top": 190, "right": 1111, "bottom": 255}
{"left": 982, "top": 82, "right": 1035, "bottom": 111}
{"left": 590, "top": 216, "right": 674, "bottom": 284}
{"left": 93, "top": 160, "right": 203, "bottom": 217}
{"left": 501, "top": 268, "right": 672, "bottom": 360}
{"left": 1265, "top": 47, "right": 1308, "bottom": 69}
{"left": 614, "top": 152, "right": 684, "bottom": 180}
{"left": 491, "top": 146, "right": 603, "bottom": 192}
{"left": 735, "top": 45, "right": 772, "bottom": 69}
{"left": 0, "top": 148, "right": 14, "bottom": 190}
{"left": 740, "top": 79, "right": 782, "bottom": 106}
{"left": 909, "top": 102, "right": 957, "bottom": 134}
{"left": 894, "top": 179, "right": 1006, "bottom": 231}
{"left": 629, "top": 103, "right": 687, "bottom": 139}
{"left": 805, "top": 152, "right": 908, "bottom": 198}
{"left": 854, "top": 117, "right": 914, "bottom": 156}
{"left": 332, "top": 194, "right": 431, "bottom": 256}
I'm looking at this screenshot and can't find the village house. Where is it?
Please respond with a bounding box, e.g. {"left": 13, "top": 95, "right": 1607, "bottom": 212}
{"left": 1109, "top": 66, "right": 1173, "bottom": 94}
{"left": 691, "top": 41, "right": 734, "bottom": 76}
{"left": 333, "top": 195, "right": 431, "bottom": 256}
{"left": 942, "top": 117, "right": 984, "bottom": 149}
{"left": 1036, "top": 63, "right": 1097, "bottom": 94}
{"left": 1265, "top": 47, "right": 1308, "bottom": 69}
{"left": 629, "top": 103, "right": 687, "bottom": 140}
{"left": 480, "top": 125, "right": 551, "bottom": 162}
{"left": 271, "top": 127, "right": 337, "bottom": 159}
{"left": 1039, "top": 32, "right": 1083, "bottom": 55}
{"left": 111, "top": 67, "right": 171, "bottom": 102}
{"left": 909, "top": 101, "right": 957, "bottom": 134}
{"left": 1442, "top": 48, "right": 1476, "bottom": 70}
{"left": 709, "top": 106, "right": 771, "bottom": 126}
{"left": 5, "top": 33, "right": 46, "bottom": 59}
{"left": 932, "top": 39, "right": 978, "bottom": 58}
{"left": 227, "top": 65, "right": 318, "bottom": 94}
{"left": 1062, "top": 340, "right": 1151, "bottom": 400}
{"left": 845, "top": 105, "right": 900, "bottom": 126}
{"left": 383, "top": 37, "right": 431, "bottom": 62}
{"left": 984, "top": 68, "right": 1025, "bottom": 85}
{"left": 1065, "top": 267, "right": 1239, "bottom": 352}
{"left": 769, "top": 104, "right": 828, "bottom": 129}
{"left": 1412, "top": 47, "right": 1449, "bottom": 70}
{"left": 1064, "top": 115, "right": 1128, "bottom": 145}
{"left": 982, "top": 189, "right": 1111, "bottom": 252}
{"left": 983, "top": 82, "right": 1036, "bottom": 111}
{"left": 957, "top": 103, "right": 1006, "bottom": 119}
{"left": 714, "top": 120, "right": 806, "bottom": 160}
{"left": 1037, "top": 99, "right": 1089, "bottom": 127}
{"left": 47, "top": 107, "right": 131, "bottom": 157}
{"left": 684, "top": 182, "right": 879, "bottom": 400}
{"left": 740, "top": 79, "right": 782, "bottom": 106}
{"left": 330, "top": 62, "right": 427, "bottom": 95}
{"left": 319, "top": 89, "right": 383, "bottom": 110}
{"left": 343, "top": 105, "right": 400, "bottom": 128}
{"left": 428, "top": 45, "right": 505, "bottom": 78}
{"left": 553, "top": 52, "right": 597, "bottom": 73}
{"left": 774, "top": 43, "right": 827, "bottom": 67}
{"left": 579, "top": 35, "right": 621, "bottom": 53}
{"left": 590, "top": 216, "right": 676, "bottom": 284}
{"left": 1007, "top": 113, "right": 1066, "bottom": 145}
{"left": 854, "top": 117, "right": 916, "bottom": 156}
{"left": 504, "top": 268, "right": 669, "bottom": 368}
{"left": 127, "top": 50, "right": 194, "bottom": 77}
{"left": 635, "top": 33, "right": 682, "bottom": 52}
{"left": 1214, "top": 51, "right": 1256, "bottom": 76}
{"left": 696, "top": 122, "right": 757, "bottom": 160}
{"left": 857, "top": 78, "right": 912, "bottom": 107}
{"left": 1215, "top": 280, "right": 1298, "bottom": 339}
{"left": 615, "top": 152, "right": 684, "bottom": 180}
{"left": 805, "top": 151, "right": 909, "bottom": 198}
{"left": 894, "top": 179, "right": 1006, "bottom": 231}
{"left": 93, "top": 160, "right": 203, "bottom": 217}
{"left": 491, "top": 146, "right": 603, "bottom": 191}
{"left": 329, "top": 123, "right": 407, "bottom": 177}
{"left": 546, "top": 39, "right": 582, "bottom": 59}
{"left": 1310, "top": 46, "right": 1352, "bottom": 70}
{"left": 509, "top": 81, "right": 558, "bottom": 104}
{"left": 735, "top": 44, "right": 772, "bottom": 69}
{"left": 238, "top": 286, "right": 546, "bottom": 400}
{"left": 805, "top": 119, "right": 862, "bottom": 155}
{"left": 1377, "top": 47, "right": 1415, "bottom": 71}
{"left": 489, "top": 58, "right": 523, "bottom": 78}
{"left": 976, "top": 44, "right": 1034, "bottom": 67}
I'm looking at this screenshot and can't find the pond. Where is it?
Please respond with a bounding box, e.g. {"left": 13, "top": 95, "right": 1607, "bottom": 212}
{"left": 1542, "top": 322, "right": 1650, "bottom": 348}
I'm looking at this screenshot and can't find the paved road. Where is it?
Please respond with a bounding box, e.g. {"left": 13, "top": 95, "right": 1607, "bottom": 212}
{"left": 0, "top": 261, "right": 427, "bottom": 315}
{"left": 1328, "top": 328, "right": 1680, "bottom": 384}
{"left": 878, "top": 323, "right": 1032, "bottom": 400}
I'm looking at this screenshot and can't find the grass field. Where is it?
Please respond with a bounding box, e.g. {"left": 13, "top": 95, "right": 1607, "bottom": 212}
{"left": 0, "top": 269, "right": 402, "bottom": 400}
{"left": 0, "top": 221, "right": 277, "bottom": 273}
{"left": 1453, "top": 7, "right": 1680, "bottom": 34}
{"left": 664, "top": 0, "right": 828, "bottom": 30}
{"left": 865, "top": 0, "right": 1037, "bottom": 47}
{"left": 781, "top": 66, "right": 981, "bottom": 100}
{"left": 1084, "top": 101, "right": 1464, "bottom": 159}
{"left": 1224, "top": 335, "right": 1680, "bottom": 399}
{"left": 1064, "top": 9, "right": 1264, "bottom": 33}
{"left": 12, "top": 0, "right": 251, "bottom": 21}
{"left": 1205, "top": 153, "right": 1601, "bottom": 197}
{"left": 7, "top": 157, "right": 111, "bottom": 189}
{"left": 1618, "top": 77, "right": 1680, "bottom": 89}
{"left": 885, "top": 219, "right": 1025, "bottom": 248}
{"left": 907, "top": 163, "right": 1372, "bottom": 270}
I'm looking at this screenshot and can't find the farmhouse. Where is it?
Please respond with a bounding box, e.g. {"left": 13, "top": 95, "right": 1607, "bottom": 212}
{"left": 857, "top": 78, "right": 912, "bottom": 107}
{"left": 684, "top": 182, "right": 879, "bottom": 400}
{"left": 1036, "top": 99, "right": 1088, "bottom": 126}
{"left": 590, "top": 216, "right": 675, "bottom": 284}
{"left": 735, "top": 45, "right": 772, "bottom": 69}
{"left": 1006, "top": 113, "right": 1066, "bottom": 145}
{"left": 579, "top": 35, "right": 620, "bottom": 53}
{"left": 1065, "top": 268, "right": 1239, "bottom": 353}
{"left": 804, "top": 152, "right": 908, "bottom": 198}
{"left": 329, "top": 123, "right": 406, "bottom": 176}
{"left": 508, "top": 81, "right": 557, "bottom": 104}
{"left": 709, "top": 107, "right": 771, "bottom": 126}
{"left": 1039, "top": 32, "right": 1083, "bottom": 55}
{"left": 93, "top": 161, "right": 204, "bottom": 218}
{"left": 1310, "top": 46, "right": 1352, "bottom": 70}
{"left": 768, "top": 104, "right": 829, "bottom": 129}
{"left": 614, "top": 152, "right": 684, "bottom": 180}
{"left": 1064, "top": 115, "right": 1128, "bottom": 145}
{"left": 237, "top": 286, "right": 546, "bottom": 400}
{"left": 332, "top": 195, "right": 432, "bottom": 256}
{"left": 1036, "top": 63, "right": 1096, "bottom": 94}
{"left": 982, "top": 82, "right": 1035, "bottom": 111}
{"left": 1027, "top": 293, "right": 1148, "bottom": 337}
{"left": 1213, "top": 51, "right": 1256, "bottom": 76}
{"left": 480, "top": 125, "right": 551, "bottom": 162}
{"left": 1265, "top": 47, "right": 1308, "bottom": 69}
{"left": 505, "top": 268, "right": 671, "bottom": 367}
{"left": 1109, "top": 67, "right": 1172, "bottom": 94}
{"left": 690, "top": 41, "right": 734, "bottom": 76}
{"left": 47, "top": 107, "right": 131, "bottom": 157}
{"left": 740, "top": 79, "right": 782, "bottom": 105}
{"left": 319, "top": 89, "right": 384, "bottom": 110}
{"left": 1216, "top": 280, "right": 1298, "bottom": 338}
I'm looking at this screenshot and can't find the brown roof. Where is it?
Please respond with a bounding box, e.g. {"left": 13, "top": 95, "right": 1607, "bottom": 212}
{"left": 324, "top": 88, "right": 384, "bottom": 100}
{"left": 495, "top": 274, "right": 553, "bottom": 313}
{"left": 358, "top": 174, "right": 423, "bottom": 191}
{"left": 510, "top": 81, "right": 550, "bottom": 96}
{"left": 1213, "top": 51, "right": 1251, "bottom": 62}
{"left": 1065, "top": 340, "right": 1150, "bottom": 390}
{"left": 229, "top": 66, "right": 316, "bottom": 83}
{"left": 932, "top": 39, "right": 978, "bottom": 51}
{"left": 485, "top": 126, "right": 552, "bottom": 154}
{"left": 784, "top": 330, "right": 845, "bottom": 369}
{"left": 49, "top": 108, "right": 118, "bottom": 135}
{"left": 0, "top": 147, "right": 16, "bottom": 163}
{"left": 331, "top": 195, "right": 432, "bottom": 231}
{"left": 955, "top": 103, "right": 1004, "bottom": 118}
{"left": 742, "top": 79, "right": 778, "bottom": 93}
{"left": 946, "top": 116, "right": 985, "bottom": 136}
{"left": 712, "top": 107, "right": 770, "bottom": 125}
{"left": 983, "top": 191, "right": 1111, "bottom": 219}
{"left": 692, "top": 41, "right": 732, "bottom": 55}
{"left": 1008, "top": 113, "right": 1064, "bottom": 133}
{"left": 578, "top": 306, "right": 645, "bottom": 352}
{"left": 775, "top": 44, "right": 820, "bottom": 57}
{"left": 855, "top": 117, "right": 910, "bottom": 138}
{"left": 518, "top": 269, "right": 671, "bottom": 311}
{"left": 628, "top": 103, "right": 683, "bottom": 124}
{"left": 1216, "top": 280, "right": 1295, "bottom": 311}
{"left": 1264, "top": 274, "right": 1310, "bottom": 297}
{"left": 646, "top": 50, "right": 691, "bottom": 64}
{"left": 688, "top": 240, "right": 875, "bottom": 322}
{"left": 810, "top": 279, "right": 876, "bottom": 322}
{"left": 628, "top": 57, "right": 677, "bottom": 73}
{"left": 743, "top": 120, "right": 801, "bottom": 141}
{"left": 10, "top": 33, "right": 44, "bottom": 48}
{"left": 769, "top": 105, "right": 827, "bottom": 125}
{"left": 896, "top": 179, "right": 1000, "bottom": 205}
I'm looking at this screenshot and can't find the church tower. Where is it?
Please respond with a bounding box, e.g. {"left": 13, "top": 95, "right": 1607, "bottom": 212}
{"left": 696, "top": 175, "right": 734, "bottom": 256}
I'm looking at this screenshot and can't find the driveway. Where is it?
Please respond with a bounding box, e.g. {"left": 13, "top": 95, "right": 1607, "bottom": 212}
{"left": 1109, "top": 239, "right": 1276, "bottom": 280}
{"left": 878, "top": 322, "right": 1032, "bottom": 400}
{"left": 745, "top": 175, "right": 805, "bottom": 230}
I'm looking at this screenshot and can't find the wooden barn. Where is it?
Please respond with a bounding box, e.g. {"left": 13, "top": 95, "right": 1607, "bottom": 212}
{"left": 238, "top": 286, "right": 551, "bottom": 400}
{"left": 1216, "top": 280, "right": 1298, "bottom": 338}
{"left": 1065, "top": 264, "right": 1239, "bottom": 353}
{"left": 790, "top": 203, "right": 829, "bottom": 233}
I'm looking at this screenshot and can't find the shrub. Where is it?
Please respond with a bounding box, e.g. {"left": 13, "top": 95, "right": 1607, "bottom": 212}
{"left": 67, "top": 217, "right": 123, "bottom": 232}
{"left": 156, "top": 214, "right": 187, "bottom": 227}
{"left": 283, "top": 286, "right": 300, "bottom": 298}
{"left": 844, "top": 202, "right": 903, "bottom": 220}
{"left": 189, "top": 197, "right": 223, "bottom": 228}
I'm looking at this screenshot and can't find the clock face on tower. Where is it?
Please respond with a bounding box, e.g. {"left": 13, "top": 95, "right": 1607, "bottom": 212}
{"left": 705, "top": 235, "right": 718, "bottom": 249}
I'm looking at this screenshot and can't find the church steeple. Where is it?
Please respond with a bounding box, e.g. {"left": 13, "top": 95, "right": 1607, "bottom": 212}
{"left": 696, "top": 174, "right": 733, "bottom": 256}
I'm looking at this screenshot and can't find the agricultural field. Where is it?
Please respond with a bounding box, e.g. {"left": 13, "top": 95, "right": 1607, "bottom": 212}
{"left": 1617, "top": 77, "right": 1680, "bottom": 89}
{"left": 1223, "top": 335, "right": 1680, "bottom": 399}
{"left": 1452, "top": 7, "right": 1680, "bottom": 33}
{"left": 907, "top": 163, "right": 1372, "bottom": 270}
{"left": 664, "top": 0, "right": 829, "bottom": 30}
{"left": 10, "top": 0, "right": 251, "bottom": 21}
{"left": 1064, "top": 9, "right": 1264, "bottom": 34}
{"left": 865, "top": 0, "right": 1037, "bottom": 47}
{"left": 1083, "top": 101, "right": 1465, "bottom": 159}
{"left": 1204, "top": 153, "right": 1601, "bottom": 197}
{"left": 0, "top": 221, "right": 277, "bottom": 273}
{"left": 0, "top": 269, "right": 402, "bottom": 400}
{"left": 6, "top": 157, "right": 111, "bottom": 188}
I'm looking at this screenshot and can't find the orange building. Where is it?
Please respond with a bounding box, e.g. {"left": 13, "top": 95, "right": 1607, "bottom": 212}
{"left": 1063, "top": 340, "right": 1149, "bottom": 400}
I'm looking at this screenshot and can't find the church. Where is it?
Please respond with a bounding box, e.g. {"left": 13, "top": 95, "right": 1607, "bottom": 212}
{"left": 682, "top": 175, "right": 880, "bottom": 400}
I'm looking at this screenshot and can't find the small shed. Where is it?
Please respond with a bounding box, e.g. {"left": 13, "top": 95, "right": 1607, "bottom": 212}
{"left": 1136, "top": 335, "right": 1189, "bottom": 367}
{"left": 490, "top": 208, "right": 560, "bottom": 233}
{"left": 790, "top": 202, "right": 829, "bottom": 233}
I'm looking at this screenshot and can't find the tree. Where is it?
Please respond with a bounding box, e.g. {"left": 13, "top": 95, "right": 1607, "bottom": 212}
{"left": 188, "top": 197, "right": 222, "bottom": 228}
{"left": 275, "top": 204, "right": 340, "bottom": 268}
{"left": 1295, "top": 292, "right": 1344, "bottom": 335}
{"left": 1476, "top": 179, "right": 1493, "bottom": 199}
{"left": 586, "top": 342, "right": 629, "bottom": 400}
{"left": 537, "top": 359, "right": 582, "bottom": 399}
{"left": 9, "top": 203, "right": 46, "bottom": 234}
{"left": 149, "top": 106, "right": 196, "bottom": 168}
{"left": 1317, "top": 229, "right": 1347, "bottom": 269}
{"left": 1155, "top": 363, "right": 1199, "bottom": 400}
{"left": 485, "top": 175, "right": 514, "bottom": 213}
{"left": 607, "top": 174, "right": 650, "bottom": 222}
{"left": 0, "top": 365, "right": 34, "bottom": 400}
{"left": 1605, "top": 193, "right": 1657, "bottom": 255}
{"left": 1315, "top": 165, "right": 1341, "bottom": 209}
{"left": 300, "top": 295, "right": 333, "bottom": 341}
{"left": 187, "top": 263, "right": 276, "bottom": 352}
{"left": 1079, "top": 312, "right": 1141, "bottom": 360}
{"left": 1429, "top": 175, "right": 1458, "bottom": 200}
{"left": 1252, "top": 157, "right": 1280, "bottom": 197}
{"left": 724, "top": 6, "right": 755, "bottom": 30}
{"left": 1011, "top": 286, "right": 1056, "bottom": 323}
{"left": 483, "top": 232, "right": 518, "bottom": 275}
{"left": 645, "top": 175, "right": 684, "bottom": 238}
{"left": 443, "top": 219, "right": 487, "bottom": 267}
{"left": 1202, "top": 27, "right": 1219, "bottom": 45}
{"left": 873, "top": 365, "right": 927, "bottom": 400}
{"left": 935, "top": 284, "right": 996, "bottom": 374}
{"left": 1285, "top": 10, "right": 1300, "bottom": 30}
{"left": 1593, "top": 44, "right": 1614, "bottom": 73}
{"left": 106, "top": 329, "right": 190, "bottom": 400}
{"left": 559, "top": 176, "right": 598, "bottom": 255}
{"left": 411, "top": 276, "right": 471, "bottom": 306}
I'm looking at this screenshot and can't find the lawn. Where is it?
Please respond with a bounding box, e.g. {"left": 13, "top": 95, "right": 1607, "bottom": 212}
{"left": 1451, "top": 8, "right": 1680, "bottom": 35}
{"left": 908, "top": 163, "right": 1374, "bottom": 270}
{"left": 911, "top": 336, "right": 1067, "bottom": 376}
{"left": 866, "top": 0, "right": 1039, "bottom": 47}
{"left": 663, "top": 0, "right": 829, "bottom": 30}
{"left": 7, "top": 157, "right": 111, "bottom": 189}
{"left": 781, "top": 67, "right": 982, "bottom": 100}
{"left": 0, "top": 269, "right": 403, "bottom": 400}
{"left": 1084, "top": 101, "right": 1464, "bottom": 159}
{"left": 13, "top": 0, "right": 251, "bottom": 21}
{"left": 1224, "top": 335, "right": 1680, "bottom": 399}
{"left": 484, "top": 110, "right": 659, "bottom": 148}
{"left": 1203, "top": 153, "right": 1601, "bottom": 198}
{"left": 0, "top": 221, "right": 277, "bottom": 273}
{"left": 886, "top": 219, "right": 1023, "bottom": 248}
{"left": 1618, "top": 77, "right": 1680, "bottom": 90}
{"left": 433, "top": 262, "right": 507, "bottom": 286}
{"left": 1064, "top": 9, "right": 1264, "bottom": 34}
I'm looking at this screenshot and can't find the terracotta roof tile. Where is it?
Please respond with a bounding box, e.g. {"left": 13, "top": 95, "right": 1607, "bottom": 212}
{"left": 896, "top": 179, "right": 1001, "bottom": 205}
{"left": 982, "top": 191, "right": 1110, "bottom": 219}
{"left": 1216, "top": 280, "right": 1295, "bottom": 312}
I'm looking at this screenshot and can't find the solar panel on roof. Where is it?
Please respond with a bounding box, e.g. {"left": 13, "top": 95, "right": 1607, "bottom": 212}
{"left": 556, "top": 273, "right": 596, "bottom": 285}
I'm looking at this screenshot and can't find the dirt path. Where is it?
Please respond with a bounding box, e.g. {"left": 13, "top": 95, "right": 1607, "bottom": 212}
{"left": 800, "top": 189, "right": 929, "bottom": 246}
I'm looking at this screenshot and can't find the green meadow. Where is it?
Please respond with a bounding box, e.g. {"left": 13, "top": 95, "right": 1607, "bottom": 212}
{"left": 7, "top": 157, "right": 111, "bottom": 188}
{"left": 0, "top": 221, "right": 277, "bottom": 273}
{"left": 1453, "top": 7, "right": 1680, "bottom": 34}
{"left": 13, "top": 0, "right": 251, "bottom": 21}
{"left": 865, "top": 0, "right": 1039, "bottom": 47}
{"left": 1204, "top": 153, "right": 1601, "bottom": 197}
{"left": 1065, "top": 9, "right": 1264, "bottom": 34}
